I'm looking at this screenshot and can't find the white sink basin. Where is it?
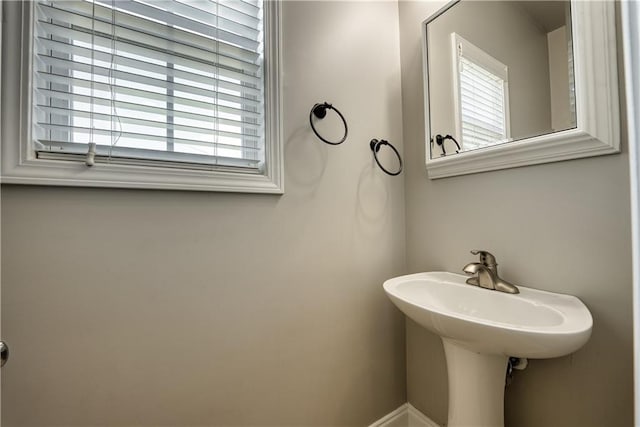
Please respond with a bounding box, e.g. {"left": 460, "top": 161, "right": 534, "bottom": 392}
{"left": 383, "top": 271, "right": 592, "bottom": 358}
{"left": 383, "top": 271, "right": 593, "bottom": 427}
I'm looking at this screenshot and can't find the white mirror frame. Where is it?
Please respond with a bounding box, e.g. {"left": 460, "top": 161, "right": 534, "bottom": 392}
{"left": 422, "top": 0, "right": 620, "bottom": 179}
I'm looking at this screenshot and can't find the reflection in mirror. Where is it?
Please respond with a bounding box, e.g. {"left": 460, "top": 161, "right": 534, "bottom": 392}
{"left": 426, "top": 1, "right": 576, "bottom": 158}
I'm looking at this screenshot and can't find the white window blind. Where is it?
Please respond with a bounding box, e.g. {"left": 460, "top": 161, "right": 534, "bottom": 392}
{"left": 452, "top": 34, "right": 510, "bottom": 151}
{"left": 33, "top": 0, "right": 265, "bottom": 171}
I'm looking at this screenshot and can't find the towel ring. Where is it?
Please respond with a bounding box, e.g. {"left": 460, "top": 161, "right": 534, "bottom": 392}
{"left": 432, "top": 134, "right": 461, "bottom": 156}
{"left": 370, "top": 139, "right": 403, "bottom": 176}
{"left": 309, "top": 102, "right": 348, "bottom": 145}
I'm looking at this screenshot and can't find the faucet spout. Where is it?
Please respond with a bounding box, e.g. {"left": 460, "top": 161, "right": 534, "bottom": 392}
{"left": 462, "top": 262, "right": 484, "bottom": 275}
{"left": 462, "top": 262, "right": 480, "bottom": 286}
{"left": 462, "top": 262, "right": 497, "bottom": 290}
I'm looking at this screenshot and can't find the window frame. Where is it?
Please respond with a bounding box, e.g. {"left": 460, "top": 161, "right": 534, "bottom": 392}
{"left": 1, "top": 0, "right": 283, "bottom": 193}
{"left": 450, "top": 33, "right": 511, "bottom": 151}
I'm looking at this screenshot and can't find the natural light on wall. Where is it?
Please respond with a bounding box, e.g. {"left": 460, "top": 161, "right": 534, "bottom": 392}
{"left": 33, "top": 0, "right": 264, "bottom": 170}
{"left": 451, "top": 33, "right": 510, "bottom": 151}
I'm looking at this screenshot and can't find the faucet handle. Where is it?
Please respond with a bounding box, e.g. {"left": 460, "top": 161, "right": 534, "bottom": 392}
{"left": 470, "top": 250, "right": 497, "bottom": 267}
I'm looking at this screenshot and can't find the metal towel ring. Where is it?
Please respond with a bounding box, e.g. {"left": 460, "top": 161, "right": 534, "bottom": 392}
{"left": 370, "top": 139, "right": 403, "bottom": 176}
{"left": 309, "top": 102, "right": 348, "bottom": 145}
{"left": 433, "top": 134, "right": 461, "bottom": 156}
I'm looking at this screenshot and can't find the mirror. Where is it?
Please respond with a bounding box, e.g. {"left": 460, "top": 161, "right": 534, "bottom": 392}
{"left": 427, "top": 1, "right": 575, "bottom": 156}
{"left": 422, "top": 0, "right": 619, "bottom": 178}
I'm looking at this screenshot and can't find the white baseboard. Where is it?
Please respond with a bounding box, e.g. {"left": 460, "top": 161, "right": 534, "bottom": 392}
{"left": 407, "top": 404, "right": 441, "bottom": 427}
{"left": 369, "top": 404, "right": 409, "bottom": 427}
{"left": 369, "top": 403, "right": 442, "bottom": 427}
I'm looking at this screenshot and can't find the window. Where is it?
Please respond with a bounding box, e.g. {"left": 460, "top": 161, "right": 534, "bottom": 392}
{"left": 451, "top": 33, "right": 510, "bottom": 151}
{"left": 1, "top": 0, "right": 282, "bottom": 193}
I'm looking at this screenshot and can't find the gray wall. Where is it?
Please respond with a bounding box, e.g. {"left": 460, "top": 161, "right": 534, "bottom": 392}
{"left": 548, "top": 26, "right": 573, "bottom": 131}
{"left": 399, "top": 1, "right": 633, "bottom": 426}
{"left": 1, "top": 2, "right": 407, "bottom": 425}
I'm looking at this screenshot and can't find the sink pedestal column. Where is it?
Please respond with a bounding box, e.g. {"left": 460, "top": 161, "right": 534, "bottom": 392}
{"left": 442, "top": 339, "right": 509, "bottom": 427}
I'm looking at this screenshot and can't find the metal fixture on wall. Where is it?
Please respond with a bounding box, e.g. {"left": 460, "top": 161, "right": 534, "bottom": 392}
{"left": 0, "top": 341, "right": 9, "bottom": 367}
{"left": 431, "top": 134, "right": 461, "bottom": 157}
{"left": 370, "top": 138, "right": 403, "bottom": 176}
{"left": 309, "top": 102, "right": 348, "bottom": 145}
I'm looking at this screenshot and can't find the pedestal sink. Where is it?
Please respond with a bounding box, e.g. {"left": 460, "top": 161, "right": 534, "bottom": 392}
{"left": 383, "top": 272, "right": 592, "bottom": 427}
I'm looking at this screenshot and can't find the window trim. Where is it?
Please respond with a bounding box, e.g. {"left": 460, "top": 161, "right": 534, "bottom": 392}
{"left": 450, "top": 33, "right": 511, "bottom": 151}
{"left": 1, "top": 1, "right": 284, "bottom": 193}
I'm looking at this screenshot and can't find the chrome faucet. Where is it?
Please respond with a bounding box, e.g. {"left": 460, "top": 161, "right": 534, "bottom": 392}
{"left": 462, "top": 250, "right": 519, "bottom": 294}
